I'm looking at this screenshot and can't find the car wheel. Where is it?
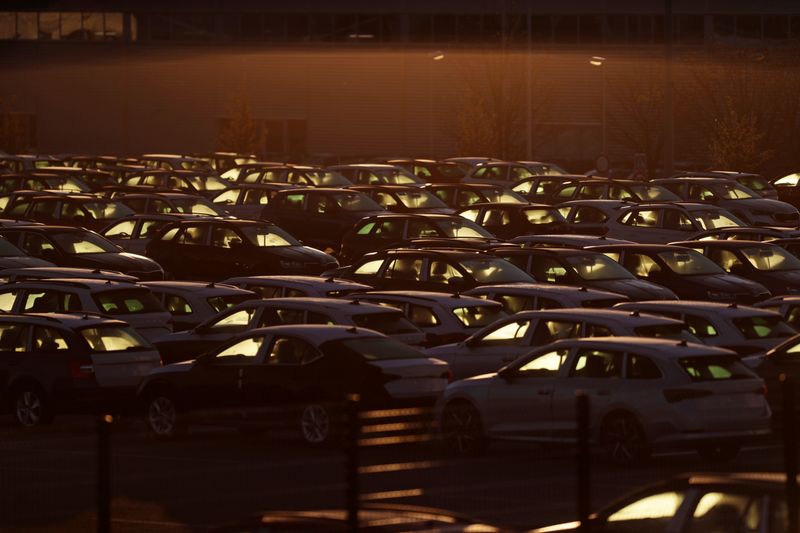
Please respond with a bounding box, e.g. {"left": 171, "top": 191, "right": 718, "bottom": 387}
{"left": 12, "top": 385, "right": 53, "bottom": 428}
{"left": 440, "top": 401, "right": 487, "bottom": 454}
{"left": 300, "top": 403, "right": 334, "bottom": 446}
{"left": 696, "top": 443, "right": 740, "bottom": 462}
{"left": 600, "top": 413, "right": 650, "bottom": 466}
{"left": 146, "top": 393, "right": 183, "bottom": 438}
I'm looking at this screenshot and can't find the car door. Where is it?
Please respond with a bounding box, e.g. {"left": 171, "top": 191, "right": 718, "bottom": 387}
{"left": 0, "top": 322, "right": 29, "bottom": 399}
{"left": 444, "top": 317, "right": 536, "bottom": 378}
{"left": 380, "top": 255, "right": 426, "bottom": 291}
{"left": 483, "top": 346, "right": 571, "bottom": 438}
{"left": 169, "top": 223, "right": 213, "bottom": 279}
{"left": 269, "top": 191, "right": 307, "bottom": 239}
{"left": 208, "top": 224, "right": 245, "bottom": 279}
{"left": 549, "top": 347, "right": 626, "bottom": 436}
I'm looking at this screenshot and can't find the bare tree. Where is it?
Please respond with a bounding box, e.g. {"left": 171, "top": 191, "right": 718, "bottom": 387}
{"left": 216, "top": 90, "right": 266, "bottom": 157}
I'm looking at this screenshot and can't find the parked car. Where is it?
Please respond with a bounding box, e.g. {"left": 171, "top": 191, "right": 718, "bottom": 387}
{"left": 142, "top": 281, "right": 258, "bottom": 331}
{"left": 756, "top": 295, "right": 800, "bottom": 329}
{"left": 769, "top": 171, "right": 800, "bottom": 207}
{"left": 153, "top": 297, "right": 425, "bottom": 363}
{"left": 691, "top": 226, "right": 800, "bottom": 241}
{"left": 344, "top": 290, "right": 507, "bottom": 346}
{"left": 0, "top": 235, "right": 54, "bottom": 269}
{"left": 489, "top": 247, "right": 678, "bottom": 300}
{"left": 0, "top": 266, "right": 138, "bottom": 283}
{"left": 613, "top": 300, "right": 797, "bottom": 355}
{"left": 441, "top": 156, "right": 502, "bottom": 169}
{"left": 0, "top": 278, "right": 172, "bottom": 341}
{"left": 146, "top": 219, "right": 338, "bottom": 281}
{"left": 555, "top": 199, "right": 635, "bottom": 236}
{"left": 210, "top": 183, "right": 300, "bottom": 220}
{"left": 329, "top": 163, "right": 426, "bottom": 187}
{"left": 509, "top": 234, "right": 634, "bottom": 248}
{"left": 653, "top": 177, "right": 799, "bottom": 227}
{"left": 461, "top": 161, "right": 541, "bottom": 187}
{"left": 348, "top": 185, "right": 454, "bottom": 214}
{"left": 463, "top": 283, "right": 628, "bottom": 313}
{"left": 437, "top": 337, "right": 770, "bottom": 462}
{"left": 221, "top": 275, "right": 372, "bottom": 299}
{"left": 0, "top": 225, "right": 165, "bottom": 280}
{"left": 456, "top": 202, "right": 572, "bottom": 239}
{"left": 260, "top": 188, "right": 385, "bottom": 253}
{"left": 227, "top": 164, "right": 353, "bottom": 188}
{"left": 676, "top": 170, "right": 779, "bottom": 199}
{"left": 422, "top": 183, "right": 527, "bottom": 208}
{"left": 115, "top": 191, "right": 228, "bottom": 217}
{"left": 510, "top": 174, "right": 582, "bottom": 203}
{"left": 427, "top": 309, "right": 696, "bottom": 379}
{"left": 547, "top": 179, "right": 681, "bottom": 204}
{"left": 0, "top": 313, "right": 162, "bottom": 427}
{"left": 8, "top": 193, "right": 136, "bottom": 231}
{"left": 605, "top": 202, "right": 747, "bottom": 244}
{"left": 334, "top": 248, "right": 534, "bottom": 292}
{"left": 532, "top": 472, "right": 792, "bottom": 532}
{"left": 138, "top": 153, "right": 215, "bottom": 173}
{"left": 100, "top": 214, "right": 200, "bottom": 255}
{"left": 217, "top": 162, "right": 285, "bottom": 182}
{"left": 386, "top": 159, "right": 467, "bottom": 183}
{"left": 338, "top": 213, "right": 498, "bottom": 265}
{"left": 673, "top": 239, "right": 800, "bottom": 297}
{"left": 122, "top": 170, "right": 229, "bottom": 198}
{"left": 589, "top": 243, "right": 770, "bottom": 303}
{"left": 138, "top": 325, "right": 450, "bottom": 442}
{"left": 191, "top": 152, "right": 258, "bottom": 173}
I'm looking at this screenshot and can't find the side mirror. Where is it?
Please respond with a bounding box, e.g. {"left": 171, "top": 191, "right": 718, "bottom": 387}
{"left": 464, "top": 336, "right": 480, "bottom": 348}
{"left": 447, "top": 276, "right": 466, "bottom": 287}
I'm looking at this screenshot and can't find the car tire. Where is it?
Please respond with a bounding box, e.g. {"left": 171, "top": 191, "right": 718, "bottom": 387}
{"left": 12, "top": 385, "right": 54, "bottom": 428}
{"left": 145, "top": 392, "right": 184, "bottom": 438}
{"left": 600, "top": 412, "right": 650, "bottom": 466}
{"left": 440, "top": 401, "right": 488, "bottom": 454}
{"left": 696, "top": 443, "right": 740, "bottom": 462}
{"left": 299, "top": 403, "right": 335, "bottom": 446}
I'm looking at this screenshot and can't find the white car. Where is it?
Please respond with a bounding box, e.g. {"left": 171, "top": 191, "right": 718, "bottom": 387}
{"left": 463, "top": 283, "right": 628, "bottom": 314}
{"left": 141, "top": 281, "right": 258, "bottom": 331}
{"left": 438, "top": 337, "right": 771, "bottom": 463}
{"left": 221, "top": 275, "right": 372, "bottom": 298}
{"left": 343, "top": 290, "right": 507, "bottom": 346}
{"left": 425, "top": 308, "right": 696, "bottom": 379}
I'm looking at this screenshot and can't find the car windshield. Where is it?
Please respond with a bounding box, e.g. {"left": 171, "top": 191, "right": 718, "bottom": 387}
{"left": 395, "top": 190, "right": 448, "bottom": 209}
{"left": 51, "top": 231, "right": 120, "bottom": 254}
{"left": 566, "top": 254, "right": 634, "bottom": 280}
{"left": 718, "top": 183, "right": 757, "bottom": 199}
{"left": 0, "top": 237, "right": 26, "bottom": 257}
{"left": 738, "top": 176, "right": 771, "bottom": 193}
{"left": 436, "top": 164, "right": 466, "bottom": 179}
{"left": 740, "top": 246, "right": 800, "bottom": 271}
{"left": 480, "top": 188, "right": 527, "bottom": 204}
{"left": 83, "top": 201, "right": 135, "bottom": 220}
{"left": 170, "top": 197, "right": 225, "bottom": 216}
{"left": 690, "top": 210, "right": 745, "bottom": 230}
{"left": 458, "top": 257, "right": 533, "bottom": 283}
{"left": 733, "top": 315, "right": 796, "bottom": 340}
{"left": 451, "top": 305, "right": 507, "bottom": 327}
{"left": 179, "top": 160, "right": 213, "bottom": 172}
{"left": 436, "top": 219, "right": 494, "bottom": 238}
{"left": 333, "top": 192, "right": 383, "bottom": 212}
{"left": 524, "top": 208, "right": 565, "bottom": 224}
{"left": 240, "top": 225, "right": 300, "bottom": 247}
{"left": 184, "top": 175, "right": 228, "bottom": 191}
{"left": 45, "top": 176, "right": 91, "bottom": 192}
{"left": 678, "top": 355, "right": 754, "bottom": 381}
{"left": 657, "top": 250, "right": 724, "bottom": 275}
{"left": 628, "top": 184, "right": 680, "bottom": 201}
{"left": 207, "top": 294, "right": 254, "bottom": 313}
{"left": 92, "top": 289, "right": 164, "bottom": 315}
{"left": 330, "top": 336, "right": 425, "bottom": 360}
{"left": 352, "top": 312, "right": 420, "bottom": 335}
{"left": 305, "top": 171, "right": 351, "bottom": 187}
{"left": 80, "top": 325, "right": 150, "bottom": 352}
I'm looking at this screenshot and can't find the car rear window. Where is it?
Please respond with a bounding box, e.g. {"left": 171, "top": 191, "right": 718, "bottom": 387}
{"left": 331, "top": 337, "right": 425, "bottom": 360}
{"left": 678, "top": 356, "right": 754, "bottom": 381}
{"left": 352, "top": 312, "right": 420, "bottom": 335}
{"left": 634, "top": 324, "right": 700, "bottom": 343}
{"left": 80, "top": 325, "right": 150, "bottom": 352}
{"left": 207, "top": 294, "right": 254, "bottom": 313}
{"left": 92, "top": 289, "right": 164, "bottom": 315}
{"left": 732, "top": 315, "right": 796, "bottom": 340}
{"left": 451, "top": 305, "right": 506, "bottom": 327}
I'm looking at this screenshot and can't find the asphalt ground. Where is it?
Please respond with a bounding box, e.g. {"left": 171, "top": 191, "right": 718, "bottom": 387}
{"left": 0, "top": 413, "right": 790, "bottom": 532}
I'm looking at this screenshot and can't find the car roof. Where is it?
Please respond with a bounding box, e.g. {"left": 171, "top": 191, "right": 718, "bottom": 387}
{"left": 614, "top": 300, "right": 781, "bottom": 317}
{"left": 8, "top": 277, "right": 140, "bottom": 291}
{"left": 588, "top": 243, "right": 695, "bottom": 252}
{"left": 246, "top": 324, "right": 387, "bottom": 343}
{"left": 0, "top": 267, "right": 137, "bottom": 281}
{"left": 349, "top": 290, "right": 500, "bottom": 308}
{"left": 549, "top": 336, "right": 735, "bottom": 358}
{"left": 0, "top": 312, "right": 128, "bottom": 328}
{"left": 222, "top": 275, "right": 371, "bottom": 289}
{"left": 464, "top": 283, "right": 625, "bottom": 299}
{"left": 509, "top": 308, "right": 684, "bottom": 327}
{"left": 672, "top": 239, "right": 774, "bottom": 249}
{"left": 140, "top": 281, "right": 255, "bottom": 295}
{"left": 245, "top": 297, "right": 402, "bottom": 315}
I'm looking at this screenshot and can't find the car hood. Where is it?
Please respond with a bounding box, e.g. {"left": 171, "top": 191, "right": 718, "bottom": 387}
{"left": 689, "top": 273, "right": 769, "bottom": 294}
{"left": 145, "top": 359, "right": 195, "bottom": 377}
{"left": 265, "top": 245, "right": 338, "bottom": 264}
{"left": 70, "top": 251, "right": 161, "bottom": 271}
{"left": 0, "top": 256, "right": 54, "bottom": 268}
{"left": 730, "top": 198, "right": 797, "bottom": 213}
{"left": 587, "top": 278, "right": 678, "bottom": 300}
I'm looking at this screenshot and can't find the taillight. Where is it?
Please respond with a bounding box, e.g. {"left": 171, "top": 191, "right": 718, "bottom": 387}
{"left": 69, "top": 358, "right": 94, "bottom": 379}
{"left": 663, "top": 388, "right": 712, "bottom": 403}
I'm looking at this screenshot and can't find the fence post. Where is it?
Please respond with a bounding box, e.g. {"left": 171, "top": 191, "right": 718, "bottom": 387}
{"left": 782, "top": 375, "right": 798, "bottom": 533}
{"left": 345, "top": 394, "right": 361, "bottom": 533}
{"left": 576, "top": 393, "right": 591, "bottom": 531}
{"left": 97, "top": 414, "right": 112, "bottom": 533}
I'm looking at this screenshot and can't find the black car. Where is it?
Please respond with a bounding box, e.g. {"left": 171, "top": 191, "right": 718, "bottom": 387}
{"left": 8, "top": 193, "right": 136, "bottom": 231}
{"left": 0, "top": 225, "right": 164, "bottom": 280}
{"left": 510, "top": 174, "right": 583, "bottom": 202}
{"left": 260, "top": 188, "right": 385, "bottom": 253}
{"left": 348, "top": 185, "right": 454, "bottom": 214}
{"left": 115, "top": 191, "right": 228, "bottom": 217}
{"left": 122, "top": 170, "right": 230, "bottom": 199}
{"left": 334, "top": 248, "right": 534, "bottom": 292}
{"left": 422, "top": 183, "right": 528, "bottom": 208}
{"left": 754, "top": 333, "right": 800, "bottom": 419}
{"left": 588, "top": 243, "right": 770, "bottom": 304}
{"left": 489, "top": 246, "right": 678, "bottom": 300}
{"left": 385, "top": 158, "right": 467, "bottom": 183}
{"left": 0, "top": 235, "right": 54, "bottom": 269}
{"left": 211, "top": 183, "right": 300, "bottom": 220}
{"left": 339, "top": 213, "right": 498, "bottom": 265}
{"left": 674, "top": 239, "right": 800, "bottom": 297}
{"left": 146, "top": 219, "right": 337, "bottom": 281}
{"left": 455, "top": 202, "right": 572, "bottom": 239}
{"left": 138, "top": 325, "right": 449, "bottom": 443}
{"left": 547, "top": 178, "right": 681, "bottom": 204}
{"left": 229, "top": 164, "right": 354, "bottom": 188}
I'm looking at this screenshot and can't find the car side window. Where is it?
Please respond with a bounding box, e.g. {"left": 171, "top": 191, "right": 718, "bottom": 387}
{"left": 24, "top": 290, "right": 81, "bottom": 313}
{"left": 178, "top": 225, "right": 210, "bottom": 246}
{"left": 213, "top": 336, "right": 263, "bottom": 364}
{"left": 517, "top": 348, "right": 569, "bottom": 377}
{"left": 32, "top": 326, "right": 69, "bottom": 352}
{"left": 457, "top": 190, "right": 481, "bottom": 205}
{"left": 531, "top": 320, "right": 580, "bottom": 345}
{"left": 0, "top": 323, "right": 28, "bottom": 352}
{"left": 104, "top": 220, "right": 136, "bottom": 239}
{"left": 480, "top": 319, "right": 530, "bottom": 344}
{"left": 164, "top": 295, "right": 193, "bottom": 315}
{"left": 353, "top": 258, "right": 385, "bottom": 276}
{"left": 265, "top": 336, "right": 320, "bottom": 365}
{"left": 709, "top": 248, "right": 744, "bottom": 273}
{"left": 684, "top": 314, "right": 718, "bottom": 338}
{"left": 211, "top": 226, "right": 242, "bottom": 248}
{"left": 280, "top": 193, "right": 306, "bottom": 210}
{"left": 624, "top": 253, "right": 662, "bottom": 278}
{"left": 408, "top": 304, "right": 440, "bottom": 327}
{"left": 662, "top": 210, "right": 695, "bottom": 231}
{"left": 385, "top": 257, "right": 423, "bottom": 281}
{"left": 626, "top": 354, "right": 662, "bottom": 379}
{"left": 605, "top": 491, "right": 685, "bottom": 532}
{"left": 625, "top": 209, "right": 659, "bottom": 228}
{"left": 685, "top": 492, "right": 763, "bottom": 533}
{"left": 373, "top": 221, "right": 403, "bottom": 240}
{"left": 458, "top": 208, "right": 481, "bottom": 222}
{"left": 273, "top": 308, "right": 305, "bottom": 324}
{"left": 498, "top": 294, "right": 534, "bottom": 313}
{"left": 573, "top": 206, "right": 608, "bottom": 224}
{"left": 406, "top": 220, "right": 439, "bottom": 238}
{"left": 532, "top": 257, "right": 568, "bottom": 283}
{"left": 428, "top": 260, "right": 461, "bottom": 284}
{"left": 570, "top": 349, "right": 623, "bottom": 378}
{"left": 20, "top": 233, "right": 56, "bottom": 257}
{"left": 210, "top": 308, "right": 257, "bottom": 330}
{"left": 0, "top": 290, "right": 18, "bottom": 312}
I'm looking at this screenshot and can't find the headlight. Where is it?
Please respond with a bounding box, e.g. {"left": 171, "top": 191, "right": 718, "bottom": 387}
{"left": 279, "top": 260, "right": 304, "bottom": 269}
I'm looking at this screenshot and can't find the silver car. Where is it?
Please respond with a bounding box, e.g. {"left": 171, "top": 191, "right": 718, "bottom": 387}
{"left": 438, "top": 337, "right": 771, "bottom": 464}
